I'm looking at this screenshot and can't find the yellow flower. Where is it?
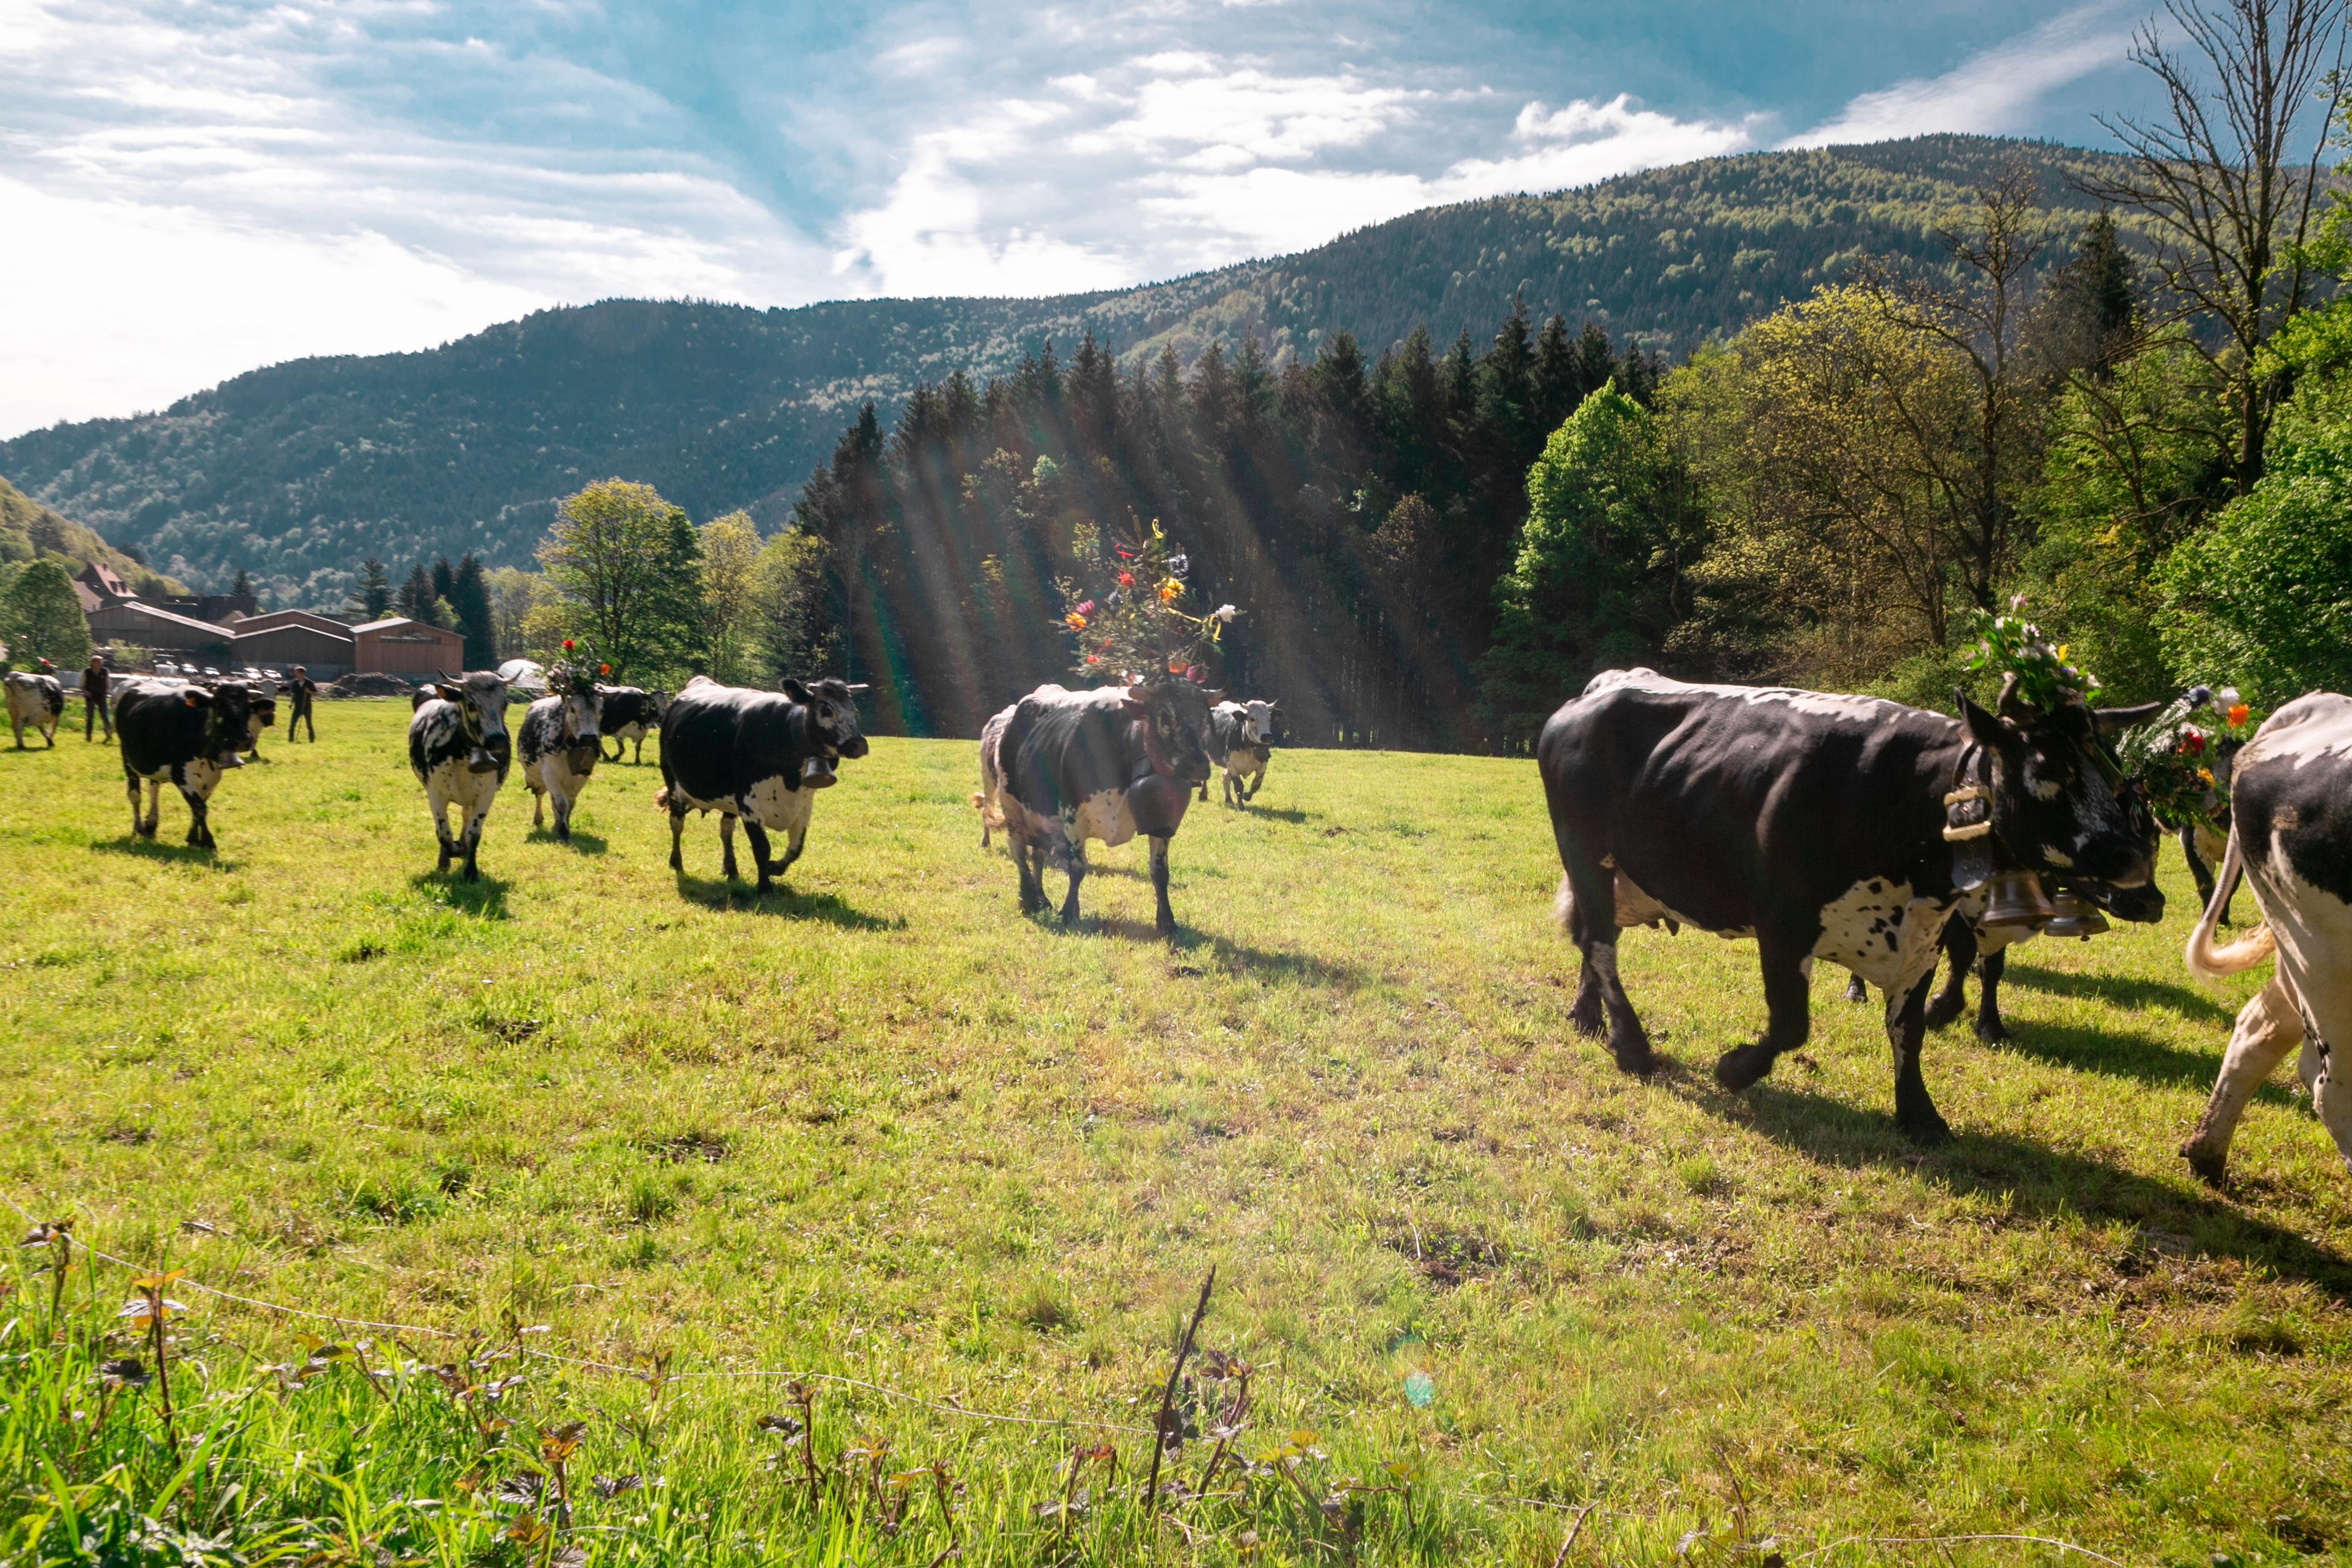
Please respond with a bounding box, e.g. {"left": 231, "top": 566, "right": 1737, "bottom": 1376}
{"left": 1064, "top": 612, "right": 1088, "bottom": 630}
{"left": 1158, "top": 578, "right": 1183, "bottom": 602}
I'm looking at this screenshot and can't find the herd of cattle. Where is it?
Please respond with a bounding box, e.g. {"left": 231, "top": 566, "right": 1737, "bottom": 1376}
{"left": 5, "top": 658, "right": 2347, "bottom": 1185}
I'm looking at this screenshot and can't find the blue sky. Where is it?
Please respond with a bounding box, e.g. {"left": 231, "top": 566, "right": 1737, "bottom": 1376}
{"left": 1, "top": 0, "right": 2166, "bottom": 437}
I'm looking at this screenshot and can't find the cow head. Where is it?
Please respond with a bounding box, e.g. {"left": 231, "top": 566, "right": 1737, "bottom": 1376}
{"left": 783, "top": 677, "right": 869, "bottom": 787}
{"left": 433, "top": 670, "right": 511, "bottom": 772}
{"left": 1126, "top": 680, "right": 1215, "bottom": 786}
{"left": 1958, "top": 678, "right": 2161, "bottom": 899}
{"left": 1242, "top": 698, "right": 1278, "bottom": 746}
{"left": 186, "top": 682, "right": 253, "bottom": 767}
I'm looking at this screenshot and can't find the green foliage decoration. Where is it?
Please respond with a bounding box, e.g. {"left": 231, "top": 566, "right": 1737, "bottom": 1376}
{"left": 1959, "top": 602, "right": 2101, "bottom": 709}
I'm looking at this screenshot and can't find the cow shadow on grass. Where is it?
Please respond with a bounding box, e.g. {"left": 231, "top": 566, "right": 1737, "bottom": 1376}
{"left": 1724, "top": 1079, "right": 2352, "bottom": 1298}
{"left": 2002, "top": 960, "right": 2236, "bottom": 1026}
{"left": 1060, "top": 913, "right": 1366, "bottom": 985}
{"left": 93, "top": 836, "right": 237, "bottom": 871}
{"left": 524, "top": 827, "right": 609, "bottom": 855}
{"left": 670, "top": 873, "right": 902, "bottom": 930}
{"left": 1228, "top": 805, "right": 1317, "bottom": 825}
{"left": 1980, "top": 1015, "right": 2295, "bottom": 1108}
{"left": 407, "top": 873, "right": 511, "bottom": 919}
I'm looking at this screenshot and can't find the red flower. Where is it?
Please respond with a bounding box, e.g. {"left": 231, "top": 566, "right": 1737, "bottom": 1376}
{"left": 2177, "top": 729, "right": 2206, "bottom": 756}
{"left": 562, "top": 639, "right": 575, "bottom": 651}
{"left": 599, "top": 663, "right": 611, "bottom": 675}
{"left": 1117, "top": 571, "right": 1134, "bottom": 588}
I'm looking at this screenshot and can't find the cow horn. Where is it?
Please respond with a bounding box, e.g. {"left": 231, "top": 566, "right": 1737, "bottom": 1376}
{"left": 1995, "top": 672, "right": 2031, "bottom": 722}
{"left": 844, "top": 682, "right": 870, "bottom": 693}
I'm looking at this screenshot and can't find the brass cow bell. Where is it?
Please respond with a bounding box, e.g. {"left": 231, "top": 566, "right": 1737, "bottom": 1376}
{"left": 2043, "top": 890, "right": 2110, "bottom": 941}
{"left": 1980, "top": 868, "right": 2055, "bottom": 931}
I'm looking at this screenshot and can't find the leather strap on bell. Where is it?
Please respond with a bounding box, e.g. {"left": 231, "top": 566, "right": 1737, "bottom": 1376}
{"left": 1943, "top": 743, "right": 1995, "bottom": 892}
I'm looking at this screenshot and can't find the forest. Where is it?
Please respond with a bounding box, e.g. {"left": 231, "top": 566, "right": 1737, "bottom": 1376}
{"left": 0, "top": 137, "right": 2136, "bottom": 611}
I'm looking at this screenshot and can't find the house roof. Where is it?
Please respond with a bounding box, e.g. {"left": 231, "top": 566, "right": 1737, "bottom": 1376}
{"left": 351, "top": 617, "right": 462, "bottom": 638}
{"left": 77, "top": 562, "right": 129, "bottom": 598}
{"left": 233, "top": 609, "right": 352, "bottom": 636}
{"left": 89, "top": 599, "right": 235, "bottom": 637}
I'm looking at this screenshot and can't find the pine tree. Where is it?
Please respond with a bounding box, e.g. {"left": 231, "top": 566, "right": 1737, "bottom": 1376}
{"left": 396, "top": 564, "right": 434, "bottom": 621}
{"left": 431, "top": 557, "right": 457, "bottom": 612}
{"left": 350, "top": 558, "right": 392, "bottom": 621}
{"left": 230, "top": 567, "right": 253, "bottom": 599}
{"left": 453, "top": 553, "right": 498, "bottom": 669}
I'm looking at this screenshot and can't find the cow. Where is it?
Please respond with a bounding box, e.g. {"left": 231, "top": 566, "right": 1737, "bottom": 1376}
{"left": 242, "top": 688, "right": 277, "bottom": 761}
{"left": 655, "top": 676, "right": 868, "bottom": 894}
{"left": 1539, "top": 669, "right": 2161, "bottom": 1143}
{"left": 5, "top": 671, "right": 65, "bottom": 748}
{"left": 407, "top": 671, "right": 512, "bottom": 881}
{"left": 1200, "top": 698, "right": 1276, "bottom": 808}
{"left": 980, "top": 680, "right": 1215, "bottom": 935}
{"left": 519, "top": 678, "right": 604, "bottom": 842}
{"left": 2179, "top": 693, "right": 2352, "bottom": 1184}
{"left": 596, "top": 685, "right": 668, "bottom": 764}
{"left": 113, "top": 678, "right": 255, "bottom": 848}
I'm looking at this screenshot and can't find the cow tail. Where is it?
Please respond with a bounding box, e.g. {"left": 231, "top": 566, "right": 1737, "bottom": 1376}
{"left": 1553, "top": 873, "right": 1575, "bottom": 933}
{"left": 972, "top": 789, "right": 1004, "bottom": 844}
{"left": 653, "top": 786, "right": 672, "bottom": 812}
{"left": 2185, "top": 824, "right": 2274, "bottom": 978}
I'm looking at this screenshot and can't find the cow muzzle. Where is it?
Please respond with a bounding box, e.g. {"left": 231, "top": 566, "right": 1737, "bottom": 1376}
{"left": 801, "top": 755, "right": 839, "bottom": 789}
{"left": 2081, "top": 880, "right": 2165, "bottom": 924}
{"left": 216, "top": 751, "right": 245, "bottom": 769}
{"left": 467, "top": 746, "right": 500, "bottom": 773}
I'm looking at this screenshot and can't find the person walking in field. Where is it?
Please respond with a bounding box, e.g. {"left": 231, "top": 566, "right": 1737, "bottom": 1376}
{"left": 83, "top": 653, "right": 112, "bottom": 742}
{"left": 287, "top": 665, "right": 317, "bottom": 741}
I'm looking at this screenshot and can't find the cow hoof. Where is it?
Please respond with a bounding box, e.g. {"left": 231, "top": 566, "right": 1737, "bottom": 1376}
{"left": 2181, "top": 1143, "right": 2229, "bottom": 1187}
{"left": 1974, "top": 1020, "right": 2008, "bottom": 1044}
{"left": 1569, "top": 997, "right": 1606, "bottom": 1038}
{"left": 1923, "top": 996, "right": 1964, "bottom": 1030}
{"left": 1613, "top": 1039, "right": 1657, "bottom": 1076}
{"left": 1898, "top": 1109, "right": 1952, "bottom": 1146}
{"left": 1715, "top": 1042, "right": 1776, "bottom": 1092}
{"left": 1843, "top": 975, "right": 1869, "bottom": 1004}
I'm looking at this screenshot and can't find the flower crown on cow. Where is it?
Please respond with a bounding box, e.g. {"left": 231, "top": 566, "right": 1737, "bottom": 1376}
{"left": 1959, "top": 599, "right": 2100, "bottom": 710}
{"left": 2114, "top": 685, "right": 2258, "bottom": 832}
{"left": 1055, "top": 519, "right": 1237, "bottom": 686}
{"left": 545, "top": 653, "right": 600, "bottom": 698}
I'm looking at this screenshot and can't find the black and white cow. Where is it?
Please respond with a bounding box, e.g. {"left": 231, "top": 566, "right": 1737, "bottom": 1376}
{"left": 981, "top": 681, "right": 1215, "bottom": 935}
{"left": 975, "top": 701, "right": 1017, "bottom": 847}
{"left": 520, "top": 681, "right": 603, "bottom": 841}
{"left": 113, "top": 678, "right": 255, "bottom": 848}
{"left": 407, "top": 671, "right": 512, "bottom": 881}
{"left": 1200, "top": 698, "right": 1276, "bottom": 808}
{"left": 2180, "top": 693, "right": 2352, "bottom": 1184}
{"left": 655, "top": 675, "right": 868, "bottom": 894}
{"left": 5, "top": 671, "right": 65, "bottom": 748}
{"left": 242, "top": 687, "right": 277, "bottom": 761}
{"left": 1539, "top": 669, "right": 2161, "bottom": 1142}
{"left": 596, "top": 685, "right": 668, "bottom": 763}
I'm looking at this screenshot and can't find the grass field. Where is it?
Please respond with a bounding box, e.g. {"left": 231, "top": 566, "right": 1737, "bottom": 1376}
{"left": 3, "top": 698, "right": 2348, "bottom": 1566}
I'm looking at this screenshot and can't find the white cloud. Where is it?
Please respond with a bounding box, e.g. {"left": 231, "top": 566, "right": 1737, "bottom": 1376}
{"left": 1784, "top": 1, "right": 2133, "bottom": 148}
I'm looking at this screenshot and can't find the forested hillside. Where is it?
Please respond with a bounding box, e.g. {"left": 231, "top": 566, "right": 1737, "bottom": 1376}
{"left": 0, "top": 135, "right": 2130, "bottom": 608}
{"left": 0, "top": 476, "right": 180, "bottom": 597}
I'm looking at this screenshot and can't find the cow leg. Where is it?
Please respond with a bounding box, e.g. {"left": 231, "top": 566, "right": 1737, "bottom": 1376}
{"left": 2180, "top": 824, "right": 2216, "bottom": 913}
{"left": 1717, "top": 930, "right": 1812, "bottom": 1093}
{"left": 668, "top": 804, "right": 687, "bottom": 871}
{"left": 143, "top": 780, "right": 163, "bottom": 837}
{"left": 719, "top": 813, "right": 740, "bottom": 881}
{"left": 1013, "top": 831, "right": 1047, "bottom": 913}
{"left": 1060, "top": 839, "right": 1088, "bottom": 926}
{"left": 460, "top": 800, "right": 488, "bottom": 882}
{"left": 179, "top": 785, "right": 212, "bottom": 849}
{"left": 1973, "top": 947, "right": 2007, "bottom": 1042}
{"left": 1844, "top": 973, "right": 1869, "bottom": 1004}
{"left": 551, "top": 782, "right": 573, "bottom": 843}
{"left": 1887, "top": 970, "right": 1949, "bottom": 1143}
{"left": 605, "top": 738, "right": 623, "bottom": 763}
{"left": 530, "top": 785, "right": 546, "bottom": 829}
{"left": 633, "top": 735, "right": 646, "bottom": 764}
{"left": 124, "top": 770, "right": 143, "bottom": 836}
{"left": 1923, "top": 916, "right": 1974, "bottom": 1030}
{"left": 1560, "top": 856, "right": 1650, "bottom": 1072}
{"left": 1149, "top": 834, "right": 1175, "bottom": 937}
{"left": 1243, "top": 769, "right": 1263, "bottom": 802}
{"left": 2182, "top": 976, "right": 2303, "bottom": 1184}
{"left": 743, "top": 820, "right": 777, "bottom": 893}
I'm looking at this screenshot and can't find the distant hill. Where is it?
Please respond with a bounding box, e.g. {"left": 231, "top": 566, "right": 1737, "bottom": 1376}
{"left": 0, "top": 476, "right": 183, "bottom": 599}
{"left": 0, "top": 134, "right": 2137, "bottom": 608}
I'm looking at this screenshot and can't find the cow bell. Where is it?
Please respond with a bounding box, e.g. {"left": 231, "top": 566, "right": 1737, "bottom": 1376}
{"left": 1979, "top": 868, "right": 2055, "bottom": 931}
{"left": 801, "top": 755, "right": 838, "bottom": 789}
{"left": 2043, "top": 890, "right": 2110, "bottom": 941}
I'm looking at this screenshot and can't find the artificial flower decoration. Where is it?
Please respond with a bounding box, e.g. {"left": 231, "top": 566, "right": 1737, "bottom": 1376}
{"left": 2116, "top": 687, "right": 2261, "bottom": 833}
{"left": 1959, "top": 602, "right": 2100, "bottom": 708}
{"left": 1117, "top": 571, "right": 1135, "bottom": 588}
{"left": 2228, "top": 703, "right": 2252, "bottom": 727}
{"left": 1054, "top": 519, "right": 1234, "bottom": 685}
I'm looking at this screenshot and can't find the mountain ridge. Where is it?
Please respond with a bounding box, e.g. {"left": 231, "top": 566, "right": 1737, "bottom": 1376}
{"left": 0, "top": 134, "right": 2138, "bottom": 606}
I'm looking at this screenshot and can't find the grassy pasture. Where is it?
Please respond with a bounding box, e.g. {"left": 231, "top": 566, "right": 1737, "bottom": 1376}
{"left": 2, "top": 698, "right": 2348, "bottom": 1566}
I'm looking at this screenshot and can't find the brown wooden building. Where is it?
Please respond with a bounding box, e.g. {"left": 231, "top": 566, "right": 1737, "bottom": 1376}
{"left": 351, "top": 617, "right": 464, "bottom": 675}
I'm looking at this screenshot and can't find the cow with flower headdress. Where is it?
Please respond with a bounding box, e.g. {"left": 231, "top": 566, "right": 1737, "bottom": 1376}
{"left": 979, "top": 521, "right": 1226, "bottom": 935}
{"left": 519, "top": 660, "right": 605, "bottom": 843}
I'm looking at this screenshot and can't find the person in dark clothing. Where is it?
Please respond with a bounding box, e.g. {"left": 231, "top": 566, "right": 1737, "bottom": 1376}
{"left": 287, "top": 666, "right": 318, "bottom": 740}
{"left": 83, "top": 653, "right": 112, "bottom": 741}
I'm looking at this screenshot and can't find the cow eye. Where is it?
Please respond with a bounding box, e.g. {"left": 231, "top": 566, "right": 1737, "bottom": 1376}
{"left": 818, "top": 704, "right": 833, "bottom": 722}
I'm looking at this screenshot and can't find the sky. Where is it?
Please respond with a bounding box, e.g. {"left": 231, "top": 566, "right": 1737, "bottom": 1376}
{"left": 0, "top": 0, "right": 2174, "bottom": 439}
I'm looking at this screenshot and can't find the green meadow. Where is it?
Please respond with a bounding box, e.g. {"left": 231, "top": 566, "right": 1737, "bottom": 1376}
{"left": 2, "top": 699, "right": 2347, "bottom": 1566}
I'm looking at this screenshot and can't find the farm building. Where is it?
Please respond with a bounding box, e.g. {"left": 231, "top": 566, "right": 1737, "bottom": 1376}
{"left": 231, "top": 610, "right": 356, "bottom": 678}
{"left": 84, "top": 599, "right": 236, "bottom": 661}
{"left": 350, "top": 617, "right": 464, "bottom": 676}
